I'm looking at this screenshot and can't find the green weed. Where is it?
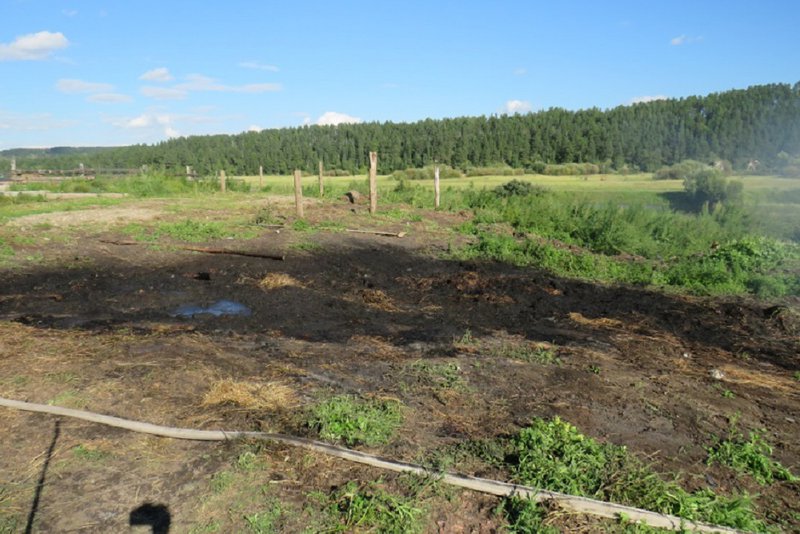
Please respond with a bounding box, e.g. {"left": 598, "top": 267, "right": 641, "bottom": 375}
{"left": 72, "top": 444, "right": 110, "bottom": 462}
{"left": 307, "top": 395, "right": 404, "bottom": 447}
{"left": 502, "top": 497, "right": 559, "bottom": 534}
{"left": 491, "top": 343, "right": 560, "bottom": 364}
{"left": 454, "top": 328, "right": 475, "bottom": 346}
{"left": 403, "top": 361, "right": 464, "bottom": 390}
{"left": 505, "top": 417, "right": 767, "bottom": 531}
{"left": 322, "top": 480, "right": 424, "bottom": 534}
{"left": 589, "top": 365, "right": 601, "bottom": 374}
{"left": 244, "top": 501, "right": 284, "bottom": 534}
{"left": 210, "top": 470, "right": 235, "bottom": 494}
{"left": 707, "top": 428, "right": 797, "bottom": 485}
{"left": 47, "top": 390, "right": 87, "bottom": 408}
{"left": 291, "top": 219, "right": 313, "bottom": 232}
{"left": 156, "top": 220, "right": 228, "bottom": 242}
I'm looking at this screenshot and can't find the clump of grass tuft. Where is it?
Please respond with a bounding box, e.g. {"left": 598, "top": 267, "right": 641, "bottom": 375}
{"left": 307, "top": 395, "right": 404, "bottom": 447}
{"left": 707, "top": 426, "right": 798, "bottom": 485}
{"left": 321, "top": 480, "right": 425, "bottom": 534}
{"left": 403, "top": 360, "right": 464, "bottom": 390}
{"left": 503, "top": 417, "right": 768, "bottom": 532}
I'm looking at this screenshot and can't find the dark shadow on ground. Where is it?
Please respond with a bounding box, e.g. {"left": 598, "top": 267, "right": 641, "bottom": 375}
{"left": 25, "top": 420, "right": 60, "bottom": 534}
{"left": 129, "top": 503, "right": 171, "bottom": 534}
{"left": 0, "top": 237, "right": 796, "bottom": 371}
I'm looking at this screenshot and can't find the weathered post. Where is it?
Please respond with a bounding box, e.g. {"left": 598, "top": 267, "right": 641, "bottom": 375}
{"left": 369, "top": 151, "right": 378, "bottom": 214}
{"left": 259, "top": 165, "right": 263, "bottom": 189}
{"left": 219, "top": 170, "right": 227, "bottom": 193}
{"left": 79, "top": 163, "right": 85, "bottom": 177}
{"left": 318, "top": 160, "right": 324, "bottom": 197}
{"left": 434, "top": 165, "right": 441, "bottom": 209}
{"left": 293, "top": 169, "right": 304, "bottom": 218}
{"left": 10, "top": 157, "right": 15, "bottom": 175}
{"left": 186, "top": 165, "right": 192, "bottom": 180}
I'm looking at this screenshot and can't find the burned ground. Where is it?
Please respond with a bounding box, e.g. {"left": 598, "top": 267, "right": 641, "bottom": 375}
{"left": 0, "top": 199, "right": 798, "bottom": 532}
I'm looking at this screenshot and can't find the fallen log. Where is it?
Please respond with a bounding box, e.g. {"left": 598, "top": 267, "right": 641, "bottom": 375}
{"left": 99, "top": 239, "right": 285, "bottom": 261}
{"left": 345, "top": 228, "right": 407, "bottom": 238}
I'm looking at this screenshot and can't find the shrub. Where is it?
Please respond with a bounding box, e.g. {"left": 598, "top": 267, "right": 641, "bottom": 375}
{"left": 493, "top": 179, "right": 547, "bottom": 198}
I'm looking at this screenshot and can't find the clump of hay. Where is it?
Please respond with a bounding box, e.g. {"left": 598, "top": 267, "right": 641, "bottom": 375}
{"left": 359, "top": 289, "right": 400, "bottom": 312}
{"left": 202, "top": 380, "right": 299, "bottom": 411}
{"left": 258, "top": 273, "right": 304, "bottom": 290}
{"left": 568, "top": 312, "right": 623, "bottom": 328}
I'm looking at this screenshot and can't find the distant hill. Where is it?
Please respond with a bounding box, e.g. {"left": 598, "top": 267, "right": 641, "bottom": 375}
{"left": 0, "top": 146, "right": 118, "bottom": 158}
{"left": 2, "top": 82, "right": 799, "bottom": 175}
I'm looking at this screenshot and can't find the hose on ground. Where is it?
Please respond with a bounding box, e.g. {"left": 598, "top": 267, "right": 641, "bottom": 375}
{"left": 0, "top": 396, "right": 743, "bottom": 533}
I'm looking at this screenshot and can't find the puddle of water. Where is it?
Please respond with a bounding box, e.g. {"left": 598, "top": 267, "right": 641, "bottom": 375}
{"left": 171, "top": 300, "right": 252, "bottom": 318}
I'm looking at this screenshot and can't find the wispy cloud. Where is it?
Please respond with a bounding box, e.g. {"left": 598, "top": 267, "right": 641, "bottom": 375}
{"left": 630, "top": 95, "right": 668, "bottom": 104}
{"left": 140, "top": 86, "right": 187, "bottom": 100}
{"left": 0, "top": 31, "right": 69, "bottom": 61}
{"left": 0, "top": 109, "right": 76, "bottom": 131}
{"left": 88, "top": 93, "right": 132, "bottom": 103}
{"left": 513, "top": 67, "right": 527, "bottom": 76}
{"left": 62, "top": 9, "right": 78, "bottom": 17}
{"left": 501, "top": 99, "right": 532, "bottom": 114}
{"left": 247, "top": 125, "right": 263, "bottom": 132}
{"left": 139, "top": 67, "right": 173, "bottom": 82}
{"left": 56, "top": 78, "right": 114, "bottom": 94}
{"left": 176, "top": 74, "right": 281, "bottom": 93}
{"left": 316, "top": 111, "right": 361, "bottom": 126}
{"left": 239, "top": 60, "right": 279, "bottom": 72}
{"left": 670, "top": 34, "right": 702, "bottom": 46}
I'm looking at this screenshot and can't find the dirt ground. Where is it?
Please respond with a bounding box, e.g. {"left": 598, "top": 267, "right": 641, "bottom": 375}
{"left": 0, "top": 196, "right": 798, "bottom": 533}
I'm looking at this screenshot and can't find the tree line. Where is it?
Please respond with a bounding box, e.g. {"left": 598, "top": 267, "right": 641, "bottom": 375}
{"left": 3, "top": 82, "right": 799, "bottom": 176}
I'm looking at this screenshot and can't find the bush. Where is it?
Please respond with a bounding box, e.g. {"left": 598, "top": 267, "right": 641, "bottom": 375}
{"left": 493, "top": 179, "right": 547, "bottom": 198}
{"left": 654, "top": 160, "right": 709, "bottom": 181}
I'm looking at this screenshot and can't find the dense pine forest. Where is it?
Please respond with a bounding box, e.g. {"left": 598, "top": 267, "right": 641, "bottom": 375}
{"left": 3, "top": 82, "right": 799, "bottom": 176}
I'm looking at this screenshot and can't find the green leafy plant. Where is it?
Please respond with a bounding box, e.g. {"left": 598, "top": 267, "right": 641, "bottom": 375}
{"left": 322, "top": 481, "right": 424, "bottom": 534}
{"left": 307, "top": 395, "right": 403, "bottom": 446}
{"left": 506, "top": 417, "right": 767, "bottom": 531}
{"left": 403, "top": 361, "right": 464, "bottom": 390}
{"left": 707, "top": 427, "right": 798, "bottom": 485}
{"left": 244, "top": 502, "right": 284, "bottom": 534}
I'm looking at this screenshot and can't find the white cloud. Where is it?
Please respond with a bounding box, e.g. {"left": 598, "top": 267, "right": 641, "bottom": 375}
{"left": 501, "top": 99, "right": 532, "bottom": 114}
{"left": 0, "top": 31, "right": 69, "bottom": 61}
{"left": 239, "top": 61, "right": 279, "bottom": 72}
{"left": 140, "top": 86, "right": 187, "bottom": 100}
{"left": 56, "top": 78, "right": 114, "bottom": 94}
{"left": 176, "top": 74, "right": 281, "bottom": 93}
{"left": 87, "top": 92, "right": 132, "bottom": 103}
{"left": 670, "top": 35, "right": 702, "bottom": 46}
{"left": 62, "top": 9, "right": 78, "bottom": 17}
{"left": 670, "top": 35, "right": 687, "bottom": 46}
{"left": 247, "top": 125, "right": 263, "bottom": 132}
{"left": 0, "top": 109, "right": 75, "bottom": 131}
{"left": 139, "top": 67, "right": 173, "bottom": 82}
{"left": 316, "top": 111, "right": 362, "bottom": 126}
{"left": 630, "top": 95, "right": 668, "bottom": 104}
{"left": 513, "top": 67, "right": 527, "bottom": 76}
{"left": 126, "top": 115, "right": 151, "bottom": 128}
{"left": 165, "top": 126, "right": 179, "bottom": 138}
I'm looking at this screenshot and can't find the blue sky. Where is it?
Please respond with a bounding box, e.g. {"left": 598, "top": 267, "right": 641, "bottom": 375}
{"left": 1, "top": 0, "right": 797, "bottom": 149}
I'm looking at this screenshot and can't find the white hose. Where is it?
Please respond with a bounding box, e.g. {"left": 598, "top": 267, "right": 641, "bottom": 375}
{"left": 0, "top": 396, "right": 744, "bottom": 533}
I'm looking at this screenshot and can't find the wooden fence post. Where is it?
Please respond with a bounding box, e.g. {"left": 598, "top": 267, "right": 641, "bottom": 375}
{"left": 369, "top": 151, "right": 378, "bottom": 214}
{"left": 220, "top": 170, "right": 226, "bottom": 193}
{"left": 186, "top": 165, "right": 192, "bottom": 180}
{"left": 434, "top": 165, "right": 441, "bottom": 209}
{"left": 259, "top": 165, "right": 263, "bottom": 189}
{"left": 293, "top": 169, "right": 304, "bottom": 218}
{"left": 318, "top": 160, "right": 324, "bottom": 197}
